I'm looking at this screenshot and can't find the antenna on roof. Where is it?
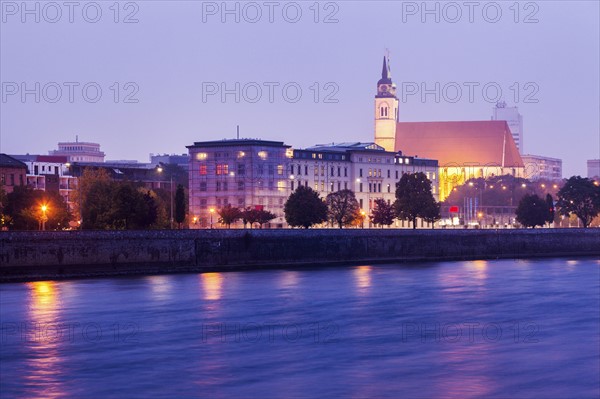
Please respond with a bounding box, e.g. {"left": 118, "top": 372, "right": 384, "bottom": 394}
{"left": 237, "top": 125, "right": 240, "bottom": 139}
{"left": 76, "top": 135, "right": 79, "bottom": 142}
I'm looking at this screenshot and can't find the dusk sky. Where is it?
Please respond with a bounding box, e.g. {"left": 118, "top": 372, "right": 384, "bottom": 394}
{"left": 1, "top": 1, "right": 598, "bottom": 177}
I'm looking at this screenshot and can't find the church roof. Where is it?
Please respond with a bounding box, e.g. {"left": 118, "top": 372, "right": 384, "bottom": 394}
{"left": 395, "top": 120, "right": 524, "bottom": 168}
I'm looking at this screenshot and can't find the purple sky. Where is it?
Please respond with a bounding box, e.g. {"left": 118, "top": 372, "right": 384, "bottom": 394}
{"left": 1, "top": 1, "right": 598, "bottom": 177}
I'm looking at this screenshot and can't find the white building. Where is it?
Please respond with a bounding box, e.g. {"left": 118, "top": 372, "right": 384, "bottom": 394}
{"left": 49, "top": 137, "right": 105, "bottom": 162}
{"left": 521, "top": 154, "right": 562, "bottom": 181}
{"left": 492, "top": 102, "right": 524, "bottom": 154}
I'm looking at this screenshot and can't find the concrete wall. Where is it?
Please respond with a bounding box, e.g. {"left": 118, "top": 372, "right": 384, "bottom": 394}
{"left": 1, "top": 229, "right": 599, "bottom": 281}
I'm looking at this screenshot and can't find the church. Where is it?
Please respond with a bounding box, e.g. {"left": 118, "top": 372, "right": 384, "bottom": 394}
{"left": 373, "top": 56, "right": 524, "bottom": 201}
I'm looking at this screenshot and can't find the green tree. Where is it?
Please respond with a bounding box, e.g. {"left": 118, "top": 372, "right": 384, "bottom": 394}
{"left": 326, "top": 189, "right": 360, "bottom": 228}
{"left": 516, "top": 194, "right": 548, "bottom": 228}
{"left": 284, "top": 186, "right": 328, "bottom": 229}
{"left": 218, "top": 204, "right": 241, "bottom": 228}
{"left": 394, "top": 172, "right": 438, "bottom": 229}
{"left": 111, "top": 182, "right": 153, "bottom": 229}
{"left": 556, "top": 176, "right": 600, "bottom": 228}
{"left": 370, "top": 198, "right": 395, "bottom": 227}
{"left": 73, "top": 167, "right": 112, "bottom": 225}
{"left": 174, "top": 184, "right": 186, "bottom": 228}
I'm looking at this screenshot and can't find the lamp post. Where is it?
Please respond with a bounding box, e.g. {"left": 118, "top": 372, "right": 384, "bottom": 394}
{"left": 360, "top": 210, "right": 366, "bottom": 229}
{"left": 40, "top": 204, "right": 48, "bottom": 231}
{"left": 209, "top": 208, "right": 215, "bottom": 229}
{"left": 157, "top": 166, "right": 174, "bottom": 229}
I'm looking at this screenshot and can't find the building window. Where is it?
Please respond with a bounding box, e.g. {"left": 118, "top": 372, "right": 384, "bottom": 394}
{"left": 314, "top": 182, "right": 318, "bottom": 190}
{"left": 200, "top": 199, "right": 207, "bottom": 208}
{"left": 216, "top": 164, "right": 229, "bottom": 175}
{"left": 277, "top": 181, "right": 285, "bottom": 191}
{"left": 200, "top": 182, "right": 207, "bottom": 191}
{"left": 291, "top": 181, "right": 295, "bottom": 191}
{"left": 359, "top": 183, "right": 363, "bottom": 192}
{"left": 368, "top": 169, "right": 372, "bottom": 177}
{"left": 223, "top": 182, "right": 228, "bottom": 191}
{"left": 277, "top": 165, "right": 283, "bottom": 175}
{"left": 199, "top": 164, "right": 207, "bottom": 175}
{"left": 359, "top": 199, "right": 363, "bottom": 208}
{"left": 321, "top": 182, "right": 325, "bottom": 191}
{"left": 216, "top": 182, "right": 221, "bottom": 191}
{"left": 321, "top": 166, "right": 325, "bottom": 176}
{"left": 314, "top": 166, "right": 318, "bottom": 176}
{"left": 268, "top": 181, "right": 274, "bottom": 191}
{"left": 387, "top": 184, "right": 391, "bottom": 193}
{"left": 337, "top": 182, "right": 341, "bottom": 191}
{"left": 238, "top": 181, "right": 245, "bottom": 191}
{"left": 237, "top": 164, "right": 245, "bottom": 176}
{"left": 337, "top": 167, "right": 341, "bottom": 177}
{"left": 396, "top": 170, "right": 399, "bottom": 179}
{"left": 359, "top": 169, "right": 363, "bottom": 178}
{"left": 330, "top": 182, "right": 334, "bottom": 191}
{"left": 369, "top": 183, "right": 372, "bottom": 193}
{"left": 331, "top": 167, "right": 335, "bottom": 176}
{"left": 387, "top": 170, "right": 390, "bottom": 178}
{"left": 305, "top": 166, "right": 308, "bottom": 175}
{"left": 344, "top": 182, "right": 348, "bottom": 189}
{"left": 344, "top": 168, "right": 347, "bottom": 177}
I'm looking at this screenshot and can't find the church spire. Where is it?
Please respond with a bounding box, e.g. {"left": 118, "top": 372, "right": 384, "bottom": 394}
{"left": 382, "top": 56, "right": 389, "bottom": 80}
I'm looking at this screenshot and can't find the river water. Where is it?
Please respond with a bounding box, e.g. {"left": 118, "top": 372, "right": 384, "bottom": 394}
{"left": 1, "top": 258, "right": 598, "bottom": 398}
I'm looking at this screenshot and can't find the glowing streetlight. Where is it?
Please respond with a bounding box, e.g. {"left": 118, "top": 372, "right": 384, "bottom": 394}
{"left": 209, "top": 208, "right": 215, "bottom": 229}
{"left": 40, "top": 204, "right": 48, "bottom": 231}
{"left": 157, "top": 165, "right": 173, "bottom": 229}
{"left": 360, "top": 210, "right": 366, "bottom": 229}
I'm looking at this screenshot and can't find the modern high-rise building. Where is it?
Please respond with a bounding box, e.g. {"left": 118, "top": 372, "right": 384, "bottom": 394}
{"left": 588, "top": 159, "right": 600, "bottom": 179}
{"left": 49, "top": 137, "right": 105, "bottom": 162}
{"left": 521, "top": 154, "right": 562, "bottom": 181}
{"left": 492, "top": 102, "right": 524, "bottom": 154}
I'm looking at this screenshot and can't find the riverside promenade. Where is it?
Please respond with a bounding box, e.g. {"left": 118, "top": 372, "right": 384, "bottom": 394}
{"left": 1, "top": 229, "right": 599, "bottom": 282}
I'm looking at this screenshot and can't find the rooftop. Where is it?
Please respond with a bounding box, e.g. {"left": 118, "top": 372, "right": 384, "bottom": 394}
{"left": 0, "top": 154, "right": 27, "bottom": 169}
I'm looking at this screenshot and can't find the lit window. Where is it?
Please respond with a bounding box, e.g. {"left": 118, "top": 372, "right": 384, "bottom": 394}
{"left": 258, "top": 151, "right": 268, "bottom": 160}
{"left": 277, "top": 181, "right": 285, "bottom": 191}
{"left": 199, "top": 164, "right": 207, "bottom": 175}
{"left": 197, "top": 153, "right": 207, "bottom": 160}
{"left": 277, "top": 165, "right": 283, "bottom": 175}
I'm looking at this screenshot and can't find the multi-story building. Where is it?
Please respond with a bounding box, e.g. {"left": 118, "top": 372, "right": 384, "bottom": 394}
{"left": 49, "top": 137, "right": 105, "bottom": 162}
{"left": 588, "top": 159, "right": 600, "bottom": 179}
{"left": 492, "top": 102, "right": 524, "bottom": 154}
{"left": 187, "top": 139, "right": 292, "bottom": 228}
{"left": 187, "top": 139, "right": 438, "bottom": 229}
{"left": 293, "top": 143, "right": 438, "bottom": 228}
{"left": 16, "top": 155, "right": 78, "bottom": 211}
{"left": 521, "top": 154, "right": 562, "bottom": 181}
{"left": 0, "top": 154, "right": 27, "bottom": 194}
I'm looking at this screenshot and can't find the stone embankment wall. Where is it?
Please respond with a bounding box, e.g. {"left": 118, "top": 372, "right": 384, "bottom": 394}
{"left": 1, "top": 229, "right": 598, "bottom": 281}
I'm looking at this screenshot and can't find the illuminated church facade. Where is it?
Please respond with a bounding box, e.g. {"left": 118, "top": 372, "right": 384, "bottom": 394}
{"left": 373, "top": 57, "right": 524, "bottom": 201}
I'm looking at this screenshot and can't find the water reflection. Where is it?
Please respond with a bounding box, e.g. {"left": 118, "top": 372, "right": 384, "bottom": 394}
{"left": 469, "top": 260, "right": 488, "bottom": 281}
{"left": 201, "top": 273, "right": 223, "bottom": 301}
{"left": 279, "top": 271, "right": 299, "bottom": 289}
{"left": 25, "top": 281, "right": 64, "bottom": 398}
{"left": 146, "top": 275, "right": 173, "bottom": 301}
{"left": 354, "top": 266, "right": 372, "bottom": 294}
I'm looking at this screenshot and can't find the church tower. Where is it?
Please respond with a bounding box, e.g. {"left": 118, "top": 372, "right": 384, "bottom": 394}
{"left": 374, "top": 56, "right": 399, "bottom": 152}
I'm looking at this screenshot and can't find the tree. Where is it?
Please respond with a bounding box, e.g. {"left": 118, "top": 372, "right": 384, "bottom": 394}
{"left": 73, "top": 167, "right": 112, "bottom": 224}
{"left": 370, "top": 198, "right": 395, "bottom": 227}
{"left": 284, "top": 186, "right": 327, "bottom": 228}
{"left": 255, "top": 209, "right": 276, "bottom": 229}
{"left": 556, "top": 176, "right": 600, "bottom": 228}
{"left": 174, "top": 184, "right": 186, "bottom": 228}
{"left": 516, "top": 194, "right": 548, "bottom": 228}
{"left": 218, "top": 205, "right": 241, "bottom": 228}
{"left": 394, "top": 172, "right": 438, "bottom": 229}
{"left": 4, "top": 186, "right": 71, "bottom": 230}
{"left": 422, "top": 201, "right": 441, "bottom": 229}
{"left": 326, "top": 189, "right": 360, "bottom": 228}
{"left": 545, "top": 193, "right": 555, "bottom": 226}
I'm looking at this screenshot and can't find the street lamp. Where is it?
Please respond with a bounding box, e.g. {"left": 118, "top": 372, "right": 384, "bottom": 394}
{"left": 209, "top": 208, "right": 215, "bottom": 229}
{"left": 157, "top": 166, "right": 174, "bottom": 229}
{"left": 360, "top": 210, "right": 366, "bottom": 229}
{"left": 40, "top": 204, "right": 48, "bottom": 231}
